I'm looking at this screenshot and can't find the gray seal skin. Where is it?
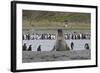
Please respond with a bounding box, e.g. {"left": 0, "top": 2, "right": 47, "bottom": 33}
{"left": 52, "top": 29, "right": 70, "bottom": 51}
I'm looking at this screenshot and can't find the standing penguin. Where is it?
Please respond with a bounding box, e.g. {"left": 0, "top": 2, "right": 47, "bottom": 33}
{"left": 71, "top": 42, "right": 74, "bottom": 50}
{"left": 23, "top": 43, "right": 27, "bottom": 51}
{"left": 52, "top": 29, "right": 70, "bottom": 51}
{"left": 37, "top": 45, "right": 41, "bottom": 51}
{"left": 28, "top": 45, "right": 32, "bottom": 51}
{"left": 84, "top": 43, "right": 89, "bottom": 50}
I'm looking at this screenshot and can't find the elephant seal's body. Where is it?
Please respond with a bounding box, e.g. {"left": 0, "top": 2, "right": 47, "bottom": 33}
{"left": 52, "top": 29, "right": 70, "bottom": 51}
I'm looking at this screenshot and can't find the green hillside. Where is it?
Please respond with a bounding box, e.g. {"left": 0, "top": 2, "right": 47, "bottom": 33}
{"left": 22, "top": 10, "right": 91, "bottom": 30}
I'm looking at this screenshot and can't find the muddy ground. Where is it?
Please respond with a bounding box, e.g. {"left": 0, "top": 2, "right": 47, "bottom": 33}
{"left": 22, "top": 50, "right": 91, "bottom": 63}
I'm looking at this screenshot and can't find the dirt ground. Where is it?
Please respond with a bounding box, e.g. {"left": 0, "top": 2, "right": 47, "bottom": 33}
{"left": 22, "top": 50, "right": 91, "bottom": 63}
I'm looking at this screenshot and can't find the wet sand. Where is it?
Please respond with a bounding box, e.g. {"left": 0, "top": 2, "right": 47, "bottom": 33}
{"left": 22, "top": 50, "right": 91, "bottom": 63}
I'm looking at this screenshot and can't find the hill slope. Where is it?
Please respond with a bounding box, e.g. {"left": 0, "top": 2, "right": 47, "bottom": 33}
{"left": 22, "top": 10, "right": 91, "bottom": 30}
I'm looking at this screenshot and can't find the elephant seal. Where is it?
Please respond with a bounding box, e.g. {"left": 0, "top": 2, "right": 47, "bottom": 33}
{"left": 52, "top": 29, "right": 70, "bottom": 51}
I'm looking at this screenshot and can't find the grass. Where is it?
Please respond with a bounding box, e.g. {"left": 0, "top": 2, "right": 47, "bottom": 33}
{"left": 22, "top": 10, "right": 91, "bottom": 30}
{"left": 22, "top": 21, "right": 90, "bottom": 31}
